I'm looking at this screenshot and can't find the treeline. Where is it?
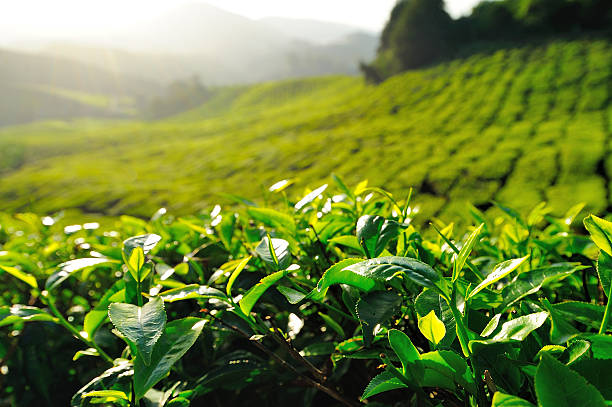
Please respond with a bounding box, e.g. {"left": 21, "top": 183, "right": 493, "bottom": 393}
{"left": 145, "top": 76, "right": 211, "bottom": 119}
{"left": 362, "top": 0, "right": 612, "bottom": 82}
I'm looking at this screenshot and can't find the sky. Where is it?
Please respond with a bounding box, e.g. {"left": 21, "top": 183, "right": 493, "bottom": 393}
{"left": 0, "top": 0, "right": 482, "bottom": 37}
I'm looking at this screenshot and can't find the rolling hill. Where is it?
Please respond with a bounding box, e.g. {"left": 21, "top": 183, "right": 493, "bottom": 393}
{"left": 0, "top": 37, "right": 610, "bottom": 222}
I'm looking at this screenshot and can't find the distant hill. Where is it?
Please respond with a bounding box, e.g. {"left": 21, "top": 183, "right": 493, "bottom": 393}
{"left": 41, "top": 3, "right": 378, "bottom": 85}
{"left": 0, "top": 49, "right": 161, "bottom": 126}
{"left": 0, "top": 38, "right": 610, "bottom": 221}
{"left": 259, "top": 17, "right": 370, "bottom": 44}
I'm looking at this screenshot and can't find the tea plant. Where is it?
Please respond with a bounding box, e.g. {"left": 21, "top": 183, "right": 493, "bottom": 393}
{"left": 1, "top": 177, "right": 612, "bottom": 406}
{"left": 1, "top": 39, "right": 611, "bottom": 220}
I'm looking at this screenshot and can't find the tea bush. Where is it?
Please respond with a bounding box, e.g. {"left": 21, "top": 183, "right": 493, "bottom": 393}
{"left": 1, "top": 177, "right": 612, "bottom": 406}
{"left": 0, "top": 39, "right": 611, "bottom": 222}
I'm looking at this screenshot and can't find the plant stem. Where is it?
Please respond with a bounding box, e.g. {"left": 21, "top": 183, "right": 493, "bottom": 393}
{"left": 599, "top": 283, "right": 612, "bottom": 334}
{"left": 43, "top": 294, "right": 114, "bottom": 364}
{"left": 446, "top": 291, "right": 488, "bottom": 407}
{"left": 206, "top": 311, "right": 359, "bottom": 407}
{"left": 136, "top": 280, "right": 143, "bottom": 307}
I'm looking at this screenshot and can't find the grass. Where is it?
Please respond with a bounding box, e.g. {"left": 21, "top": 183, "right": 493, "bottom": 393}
{"left": 0, "top": 38, "right": 611, "bottom": 222}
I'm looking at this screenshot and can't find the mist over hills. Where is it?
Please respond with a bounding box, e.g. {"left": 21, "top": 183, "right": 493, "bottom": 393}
{"left": 259, "top": 17, "right": 371, "bottom": 44}
{"left": 44, "top": 3, "right": 378, "bottom": 84}
{"left": 0, "top": 49, "right": 161, "bottom": 126}
{"left": 0, "top": 3, "right": 378, "bottom": 125}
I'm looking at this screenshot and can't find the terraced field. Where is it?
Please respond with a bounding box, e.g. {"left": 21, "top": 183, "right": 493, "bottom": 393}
{"left": 0, "top": 38, "right": 611, "bottom": 222}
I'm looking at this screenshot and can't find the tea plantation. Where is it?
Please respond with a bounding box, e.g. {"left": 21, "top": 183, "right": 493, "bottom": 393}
{"left": 0, "top": 37, "right": 611, "bottom": 223}
{"left": 2, "top": 36, "right": 612, "bottom": 407}
{"left": 2, "top": 179, "right": 612, "bottom": 406}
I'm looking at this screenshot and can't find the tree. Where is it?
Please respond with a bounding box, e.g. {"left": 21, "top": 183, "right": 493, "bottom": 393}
{"left": 386, "top": 0, "right": 453, "bottom": 69}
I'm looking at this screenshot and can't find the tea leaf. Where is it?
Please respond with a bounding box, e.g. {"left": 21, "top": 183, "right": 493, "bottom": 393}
{"left": 535, "top": 353, "right": 606, "bottom": 407}
{"left": 45, "top": 257, "right": 116, "bottom": 291}
{"left": 468, "top": 256, "right": 529, "bottom": 299}
{"left": 108, "top": 297, "right": 166, "bottom": 365}
{"left": 418, "top": 310, "right": 446, "bottom": 345}
{"left": 0, "top": 265, "right": 37, "bottom": 289}
{"left": 239, "top": 270, "right": 287, "bottom": 314}
{"left": 584, "top": 215, "right": 612, "bottom": 256}
{"left": 134, "top": 318, "right": 206, "bottom": 400}
{"left": 491, "top": 392, "right": 535, "bottom": 406}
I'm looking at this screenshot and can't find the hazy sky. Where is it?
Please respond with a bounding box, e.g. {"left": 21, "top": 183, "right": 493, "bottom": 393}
{"left": 1, "top": 0, "right": 482, "bottom": 35}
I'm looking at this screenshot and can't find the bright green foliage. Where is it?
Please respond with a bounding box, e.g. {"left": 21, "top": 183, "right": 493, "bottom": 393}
{"left": 491, "top": 392, "right": 535, "bottom": 406}
{"left": 1, "top": 179, "right": 612, "bottom": 406}
{"left": 239, "top": 270, "right": 288, "bottom": 314}
{"left": 535, "top": 353, "right": 607, "bottom": 407}
{"left": 1, "top": 40, "right": 612, "bottom": 223}
{"left": 108, "top": 297, "right": 166, "bottom": 365}
{"left": 133, "top": 318, "right": 206, "bottom": 399}
{"left": 418, "top": 310, "right": 446, "bottom": 345}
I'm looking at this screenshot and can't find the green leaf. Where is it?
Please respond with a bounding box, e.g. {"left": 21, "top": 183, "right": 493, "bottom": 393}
{"left": 582, "top": 334, "right": 612, "bottom": 359}
{"left": 226, "top": 256, "right": 251, "bottom": 296}
{"left": 491, "top": 392, "right": 535, "bottom": 406}
{"left": 361, "top": 371, "right": 407, "bottom": 400}
{"left": 553, "top": 301, "right": 605, "bottom": 329}
{"left": 570, "top": 359, "right": 612, "bottom": 399}
{"left": 541, "top": 299, "right": 579, "bottom": 344}
{"left": 0, "top": 265, "right": 37, "bottom": 289}
{"left": 247, "top": 207, "right": 296, "bottom": 234}
{"left": 414, "top": 289, "right": 456, "bottom": 347}
{"left": 584, "top": 214, "right": 612, "bottom": 256}
{"left": 468, "top": 256, "right": 529, "bottom": 299}
{"left": 71, "top": 361, "right": 133, "bottom": 407}
{"left": 500, "top": 263, "right": 584, "bottom": 310}
{"left": 84, "top": 282, "right": 126, "bottom": 338}
{"left": 356, "top": 215, "right": 402, "bottom": 258}
{"left": 313, "top": 258, "right": 378, "bottom": 299}
{"left": 127, "top": 247, "right": 145, "bottom": 281}
{"left": 277, "top": 285, "right": 309, "bottom": 304}
{"left": 255, "top": 237, "right": 290, "bottom": 270}
{"left": 134, "top": 318, "right": 205, "bottom": 400}
{"left": 420, "top": 350, "right": 476, "bottom": 394}
{"left": 453, "top": 224, "right": 483, "bottom": 282}
{"left": 469, "top": 312, "right": 548, "bottom": 349}
{"left": 328, "top": 235, "right": 364, "bottom": 254}
{"left": 122, "top": 234, "right": 161, "bottom": 282}
{"left": 481, "top": 314, "right": 502, "bottom": 337}
{"left": 318, "top": 312, "right": 345, "bottom": 338}
{"left": 123, "top": 234, "right": 162, "bottom": 258}
{"left": 167, "top": 397, "right": 191, "bottom": 406}
{"left": 332, "top": 173, "right": 355, "bottom": 201}
{"left": 418, "top": 310, "right": 446, "bottom": 346}
{"left": 83, "top": 390, "right": 129, "bottom": 400}
{"left": 0, "top": 305, "right": 57, "bottom": 327}
{"left": 45, "top": 257, "right": 116, "bottom": 291}
{"left": 73, "top": 348, "right": 99, "bottom": 361}
{"left": 535, "top": 353, "right": 606, "bottom": 407}
{"left": 388, "top": 329, "right": 422, "bottom": 380}
{"left": 239, "top": 270, "right": 287, "bottom": 314}
{"left": 561, "top": 340, "right": 590, "bottom": 365}
{"left": 597, "top": 250, "right": 612, "bottom": 298}
{"left": 356, "top": 291, "right": 401, "bottom": 346}
{"left": 343, "top": 256, "right": 440, "bottom": 288}
{"left": 158, "top": 285, "right": 227, "bottom": 303}
{"left": 108, "top": 297, "right": 166, "bottom": 366}
{"left": 295, "top": 184, "right": 328, "bottom": 210}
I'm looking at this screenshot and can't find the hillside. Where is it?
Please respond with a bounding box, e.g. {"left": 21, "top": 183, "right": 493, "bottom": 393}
{"left": 0, "top": 38, "right": 611, "bottom": 221}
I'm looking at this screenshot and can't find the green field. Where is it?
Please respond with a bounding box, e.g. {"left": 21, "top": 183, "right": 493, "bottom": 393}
{"left": 1, "top": 38, "right": 611, "bottom": 221}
